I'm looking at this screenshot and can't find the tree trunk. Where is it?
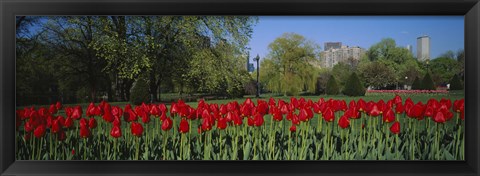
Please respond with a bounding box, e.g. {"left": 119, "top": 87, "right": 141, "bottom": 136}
{"left": 149, "top": 70, "right": 158, "bottom": 102}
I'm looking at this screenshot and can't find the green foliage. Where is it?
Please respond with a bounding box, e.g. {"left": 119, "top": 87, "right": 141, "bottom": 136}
{"left": 260, "top": 33, "right": 320, "bottom": 96}
{"left": 365, "top": 38, "right": 413, "bottom": 64}
{"left": 331, "top": 62, "right": 353, "bottom": 89}
{"left": 326, "top": 75, "right": 340, "bottom": 95}
{"left": 130, "top": 78, "right": 150, "bottom": 105}
{"left": 342, "top": 72, "right": 365, "bottom": 96}
{"left": 421, "top": 72, "right": 436, "bottom": 90}
{"left": 429, "top": 57, "right": 462, "bottom": 85}
{"left": 315, "top": 69, "right": 331, "bottom": 95}
{"left": 449, "top": 74, "right": 463, "bottom": 90}
{"left": 411, "top": 76, "right": 422, "bottom": 90}
{"left": 358, "top": 61, "right": 396, "bottom": 89}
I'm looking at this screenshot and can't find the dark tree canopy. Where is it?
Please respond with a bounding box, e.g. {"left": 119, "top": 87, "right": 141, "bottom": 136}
{"left": 421, "top": 72, "right": 436, "bottom": 90}
{"left": 342, "top": 72, "right": 365, "bottom": 96}
{"left": 326, "top": 75, "right": 340, "bottom": 95}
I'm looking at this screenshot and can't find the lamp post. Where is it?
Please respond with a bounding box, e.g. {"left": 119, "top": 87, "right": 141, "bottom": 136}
{"left": 405, "top": 76, "right": 408, "bottom": 90}
{"left": 254, "top": 54, "right": 260, "bottom": 98}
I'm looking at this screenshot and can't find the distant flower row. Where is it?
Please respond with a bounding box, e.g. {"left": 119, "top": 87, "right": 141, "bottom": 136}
{"left": 367, "top": 90, "right": 449, "bottom": 94}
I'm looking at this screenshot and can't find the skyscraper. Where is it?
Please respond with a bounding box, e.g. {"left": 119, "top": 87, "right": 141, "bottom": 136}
{"left": 417, "top": 35, "right": 430, "bottom": 61}
{"left": 324, "top": 42, "right": 342, "bottom": 51}
{"left": 406, "top": 44, "right": 413, "bottom": 55}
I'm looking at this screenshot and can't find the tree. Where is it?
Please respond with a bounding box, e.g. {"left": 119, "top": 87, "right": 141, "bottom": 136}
{"left": 421, "top": 72, "right": 436, "bottom": 90}
{"left": 429, "top": 57, "right": 461, "bottom": 85}
{"left": 331, "top": 62, "right": 353, "bottom": 89}
{"left": 261, "top": 33, "right": 320, "bottom": 96}
{"left": 315, "top": 68, "right": 331, "bottom": 95}
{"left": 411, "top": 76, "right": 422, "bottom": 90}
{"left": 130, "top": 77, "right": 150, "bottom": 105}
{"left": 326, "top": 75, "right": 340, "bottom": 95}
{"left": 358, "top": 61, "right": 396, "bottom": 89}
{"left": 449, "top": 74, "right": 463, "bottom": 90}
{"left": 342, "top": 72, "right": 365, "bottom": 96}
{"left": 41, "top": 16, "right": 109, "bottom": 103}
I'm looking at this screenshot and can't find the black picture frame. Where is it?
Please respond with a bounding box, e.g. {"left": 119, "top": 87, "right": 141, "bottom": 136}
{"left": 1, "top": 0, "right": 479, "bottom": 175}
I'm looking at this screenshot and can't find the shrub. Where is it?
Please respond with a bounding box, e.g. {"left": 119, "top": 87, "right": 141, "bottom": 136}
{"left": 130, "top": 78, "right": 150, "bottom": 105}
{"left": 411, "top": 76, "right": 421, "bottom": 90}
{"left": 342, "top": 72, "right": 366, "bottom": 96}
{"left": 449, "top": 74, "right": 463, "bottom": 90}
{"left": 326, "top": 75, "right": 340, "bottom": 95}
{"left": 421, "top": 72, "right": 436, "bottom": 90}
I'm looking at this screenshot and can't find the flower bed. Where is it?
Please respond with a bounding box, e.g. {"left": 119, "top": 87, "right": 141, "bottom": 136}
{"left": 16, "top": 96, "right": 464, "bottom": 160}
{"left": 367, "top": 90, "right": 449, "bottom": 94}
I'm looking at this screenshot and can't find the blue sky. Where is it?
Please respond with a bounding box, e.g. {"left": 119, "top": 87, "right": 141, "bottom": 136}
{"left": 247, "top": 16, "right": 464, "bottom": 67}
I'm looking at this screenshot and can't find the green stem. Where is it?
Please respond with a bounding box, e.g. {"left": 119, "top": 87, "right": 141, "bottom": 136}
{"left": 135, "top": 137, "right": 139, "bottom": 160}
{"left": 163, "top": 132, "right": 167, "bottom": 160}
{"left": 83, "top": 138, "right": 86, "bottom": 160}
{"left": 32, "top": 137, "right": 36, "bottom": 160}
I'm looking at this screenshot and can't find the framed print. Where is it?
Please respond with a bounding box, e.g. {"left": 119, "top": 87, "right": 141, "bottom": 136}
{"left": 1, "top": 0, "right": 479, "bottom": 175}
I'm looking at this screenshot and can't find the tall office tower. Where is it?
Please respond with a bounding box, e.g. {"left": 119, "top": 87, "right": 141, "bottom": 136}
{"left": 324, "top": 42, "right": 342, "bottom": 51}
{"left": 417, "top": 35, "right": 430, "bottom": 61}
{"left": 406, "top": 44, "right": 413, "bottom": 54}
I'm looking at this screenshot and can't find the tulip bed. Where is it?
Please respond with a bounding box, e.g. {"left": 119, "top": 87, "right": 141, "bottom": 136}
{"left": 16, "top": 96, "right": 465, "bottom": 160}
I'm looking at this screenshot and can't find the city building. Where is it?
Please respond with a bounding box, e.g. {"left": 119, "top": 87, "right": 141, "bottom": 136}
{"left": 324, "top": 42, "right": 342, "bottom": 51}
{"left": 406, "top": 44, "right": 413, "bottom": 55}
{"left": 246, "top": 54, "right": 255, "bottom": 72}
{"left": 417, "top": 35, "right": 430, "bottom": 61}
{"left": 321, "top": 45, "right": 365, "bottom": 68}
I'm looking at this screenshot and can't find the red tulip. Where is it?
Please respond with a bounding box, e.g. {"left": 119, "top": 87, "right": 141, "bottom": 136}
{"left": 51, "top": 119, "right": 62, "bottom": 134}
{"left": 323, "top": 107, "right": 334, "bottom": 122}
{"left": 64, "top": 117, "right": 74, "bottom": 128}
{"left": 407, "top": 103, "right": 424, "bottom": 119}
{"left": 24, "top": 121, "right": 34, "bottom": 132}
{"left": 453, "top": 99, "right": 464, "bottom": 113}
{"left": 89, "top": 118, "right": 97, "bottom": 129}
{"left": 395, "top": 103, "right": 404, "bottom": 114}
{"left": 247, "top": 117, "right": 254, "bottom": 126}
{"left": 33, "top": 125, "right": 46, "bottom": 138}
{"left": 80, "top": 118, "right": 88, "bottom": 128}
{"left": 217, "top": 117, "right": 227, "bottom": 130}
{"left": 162, "top": 117, "right": 173, "bottom": 131}
{"left": 179, "top": 119, "right": 189, "bottom": 133}
{"left": 150, "top": 105, "right": 160, "bottom": 117}
{"left": 71, "top": 106, "right": 82, "bottom": 119}
{"left": 55, "top": 101, "right": 62, "bottom": 110}
{"left": 159, "top": 104, "right": 168, "bottom": 113}
{"left": 433, "top": 111, "right": 446, "bottom": 123}
{"left": 424, "top": 106, "right": 434, "bottom": 117}
{"left": 369, "top": 104, "right": 381, "bottom": 117}
{"left": 110, "top": 125, "right": 122, "bottom": 138}
{"left": 299, "top": 108, "right": 308, "bottom": 122}
{"left": 390, "top": 121, "right": 400, "bottom": 134}
{"left": 130, "top": 122, "right": 144, "bottom": 137}
{"left": 113, "top": 118, "right": 121, "bottom": 126}
{"left": 201, "top": 117, "right": 212, "bottom": 131}
{"left": 289, "top": 124, "right": 296, "bottom": 132}
{"left": 253, "top": 113, "right": 264, "bottom": 127}
{"left": 268, "top": 97, "right": 276, "bottom": 106}
{"left": 80, "top": 126, "right": 91, "bottom": 138}
{"left": 338, "top": 115, "right": 350, "bottom": 129}
{"left": 357, "top": 99, "right": 366, "bottom": 112}
{"left": 49, "top": 104, "right": 58, "bottom": 114}
{"left": 382, "top": 109, "right": 395, "bottom": 123}
{"left": 57, "top": 130, "right": 66, "bottom": 141}
{"left": 393, "top": 95, "right": 402, "bottom": 105}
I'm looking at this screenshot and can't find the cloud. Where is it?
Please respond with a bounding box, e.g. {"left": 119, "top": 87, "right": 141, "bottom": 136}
{"left": 400, "top": 31, "right": 409, "bottom": 34}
